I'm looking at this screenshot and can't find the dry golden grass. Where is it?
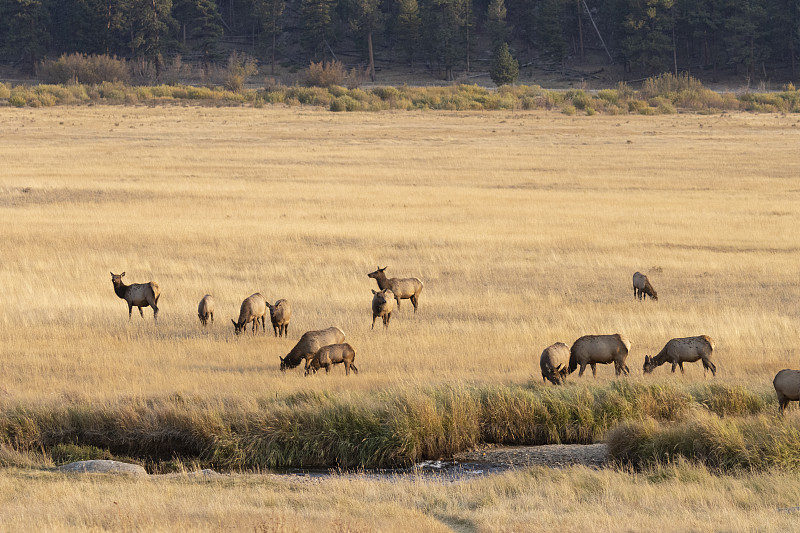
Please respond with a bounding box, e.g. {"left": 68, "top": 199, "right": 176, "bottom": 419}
{"left": 1, "top": 107, "right": 799, "bottom": 404}
{"left": 2, "top": 105, "right": 800, "bottom": 530}
{"left": 1, "top": 464, "right": 799, "bottom": 532}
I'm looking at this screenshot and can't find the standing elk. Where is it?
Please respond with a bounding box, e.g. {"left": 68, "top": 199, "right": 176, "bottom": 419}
{"left": 280, "top": 326, "right": 346, "bottom": 373}
{"left": 110, "top": 272, "right": 160, "bottom": 322}
{"left": 643, "top": 335, "right": 716, "bottom": 376}
{"left": 371, "top": 289, "right": 395, "bottom": 329}
{"left": 266, "top": 299, "right": 291, "bottom": 337}
{"left": 198, "top": 294, "right": 214, "bottom": 326}
{"left": 569, "top": 334, "right": 632, "bottom": 377}
{"left": 231, "top": 293, "right": 267, "bottom": 335}
{"left": 367, "top": 266, "right": 423, "bottom": 313}
{"left": 305, "top": 343, "right": 359, "bottom": 376}
{"left": 633, "top": 272, "right": 658, "bottom": 301}
{"left": 773, "top": 369, "right": 800, "bottom": 413}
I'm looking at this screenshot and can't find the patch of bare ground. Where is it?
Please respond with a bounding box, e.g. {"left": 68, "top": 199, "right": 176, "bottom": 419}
{"left": 454, "top": 444, "right": 608, "bottom": 469}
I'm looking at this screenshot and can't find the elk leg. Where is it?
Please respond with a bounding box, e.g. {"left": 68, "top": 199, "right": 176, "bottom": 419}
{"left": 138, "top": 306, "right": 144, "bottom": 318}
{"left": 679, "top": 362, "right": 685, "bottom": 374}
{"left": 578, "top": 364, "right": 586, "bottom": 377}
{"left": 591, "top": 363, "right": 597, "bottom": 377}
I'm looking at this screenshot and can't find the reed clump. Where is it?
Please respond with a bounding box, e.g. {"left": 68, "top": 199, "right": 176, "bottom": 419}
{"left": 607, "top": 411, "right": 800, "bottom": 470}
{"left": 0, "top": 382, "right": 781, "bottom": 471}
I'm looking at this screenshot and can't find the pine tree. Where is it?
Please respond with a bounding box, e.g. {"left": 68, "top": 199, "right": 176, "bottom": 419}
{"left": 301, "top": 0, "right": 338, "bottom": 62}
{"left": 255, "top": 0, "right": 285, "bottom": 74}
{"left": 396, "top": 0, "right": 421, "bottom": 66}
{"left": 486, "top": 0, "right": 511, "bottom": 52}
{"left": 0, "top": 0, "right": 51, "bottom": 70}
{"left": 490, "top": 42, "right": 518, "bottom": 85}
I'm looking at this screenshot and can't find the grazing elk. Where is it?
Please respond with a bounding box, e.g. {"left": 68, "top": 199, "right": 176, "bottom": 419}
{"left": 266, "top": 299, "right": 291, "bottom": 337}
{"left": 110, "top": 272, "right": 160, "bottom": 322}
{"left": 569, "top": 334, "right": 632, "bottom": 377}
{"left": 367, "top": 266, "right": 423, "bottom": 313}
{"left": 540, "top": 342, "right": 570, "bottom": 385}
{"left": 633, "top": 272, "right": 658, "bottom": 301}
{"left": 198, "top": 294, "right": 214, "bottom": 326}
{"left": 305, "top": 343, "right": 358, "bottom": 376}
{"left": 773, "top": 369, "right": 800, "bottom": 413}
{"left": 280, "top": 326, "right": 346, "bottom": 373}
{"left": 231, "top": 293, "right": 267, "bottom": 335}
{"left": 643, "top": 335, "right": 716, "bottom": 376}
{"left": 371, "top": 289, "right": 395, "bottom": 329}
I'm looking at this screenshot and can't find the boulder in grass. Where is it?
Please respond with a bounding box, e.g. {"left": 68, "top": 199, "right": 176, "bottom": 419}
{"left": 58, "top": 460, "right": 147, "bottom": 476}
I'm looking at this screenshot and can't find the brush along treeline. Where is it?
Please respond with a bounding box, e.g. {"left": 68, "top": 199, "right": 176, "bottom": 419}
{"left": 1, "top": 381, "right": 792, "bottom": 472}
{"left": 2, "top": 74, "right": 799, "bottom": 113}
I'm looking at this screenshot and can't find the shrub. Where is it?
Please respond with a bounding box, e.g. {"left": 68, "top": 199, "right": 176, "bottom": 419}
{"left": 0, "top": 82, "right": 10, "bottom": 99}
{"left": 562, "top": 104, "right": 577, "bottom": 116}
{"left": 223, "top": 51, "right": 258, "bottom": 92}
{"left": 304, "top": 60, "right": 346, "bottom": 88}
{"left": 38, "top": 53, "right": 130, "bottom": 85}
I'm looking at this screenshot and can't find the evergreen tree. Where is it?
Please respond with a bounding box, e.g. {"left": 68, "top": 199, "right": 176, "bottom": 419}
{"left": 254, "top": 0, "right": 285, "bottom": 74}
{"left": 347, "top": 0, "right": 383, "bottom": 80}
{"left": 172, "top": 0, "right": 224, "bottom": 60}
{"left": 486, "top": 0, "right": 510, "bottom": 51}
{"left": 0, "top": 0, "right": 51, "bottom": 70}
{"left": 300, "top": 0, "right": 338, "bottom": 62}
{"left": 123, "top": 0, "right": 176, "bottom": 76}
{"left": 490, "top": 41, "right": 518, "bottom": 85}
{"left": 396, "top": 0, "right": 421, "bottom": 66}
{"left": 620, "top": 0, "right": 676, "bottom": 74}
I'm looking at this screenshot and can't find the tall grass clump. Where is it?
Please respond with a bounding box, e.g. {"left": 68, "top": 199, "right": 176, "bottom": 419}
{"left": 38, "top": 53, "right": 130, "bottom": 85}
{"left": 222, "top": 52, "right": 258, "bottom": 92}
{"left": 0, "top": 383, "right": 784, "bottom": 470}
{"left": 607, "top": 411, "right": 800, "bottom": 471}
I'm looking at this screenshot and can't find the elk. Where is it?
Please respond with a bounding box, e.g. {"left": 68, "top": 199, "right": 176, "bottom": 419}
{"left": 110, "top": 272, "right": 160, "bottom": 322}
{"left": 266, "top": 299, "right": 291, "bottom": 337}
{"left": 633, "top": 272, "right": 658, "bottom": 301}
{"left": 540, "top": 342, "right": 570, "bottom": 385}
{"left": 280, "top": 326, "right": 346, "bottom": 372}
{"left": 198, "top": 294, "right": 214, "bottom": 326}
{"left": 367, "top": 266, "right": 423, "bottom": 313}
{"left": 371, "top": 289, "right": 395, "bottom": 329}
{"left": 569, "top": 334, "right": 631, "bottom": 377}
{"left": 643, "top": 335, "right": 716, "bottom": 376}
{"left": 305, "top": 343, "right": 358, "bottom": 376}
{"left": 231, "top": 293, "right": 267, "bottom": 335}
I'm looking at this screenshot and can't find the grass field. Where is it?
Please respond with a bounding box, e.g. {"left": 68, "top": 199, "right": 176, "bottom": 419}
{"left": 1, "top": 105, "right": 800, "bottom": 529}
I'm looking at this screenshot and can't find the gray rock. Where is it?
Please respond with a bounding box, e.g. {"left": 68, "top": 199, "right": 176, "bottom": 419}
{"left": 57, "top": 460, "right": 148, "bottom": 476}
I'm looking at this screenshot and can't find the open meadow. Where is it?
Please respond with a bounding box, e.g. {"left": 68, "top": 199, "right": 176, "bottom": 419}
{"left": 1, "top": 105, "right": 800, "bottom": 530}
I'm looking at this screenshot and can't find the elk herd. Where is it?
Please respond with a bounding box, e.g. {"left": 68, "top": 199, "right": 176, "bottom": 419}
{"left": 110, "top": 269, "right": 800, "bottom": 413}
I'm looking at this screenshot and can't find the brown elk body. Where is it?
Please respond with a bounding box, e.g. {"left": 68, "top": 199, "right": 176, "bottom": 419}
{"left": 266, "top": 299, "right": 291, "bottom": 337}
{"left": 371, "top": 289, "right": 395, "bottom": 329}
{"left": 305, "top": 343, "right": 358, "bottom": 376}
{"left": 540, "top": 342, "right": 570, "bottom": 385}
{"left": 198, "top": 294, "right": 214, "bottom": 326}
{"left": 110, "top": 272, "right": 160, "bottom": 322}
{"left": 367, "top": 266, "right": 423, "bottom": 313}
{"left": 569, "top": 334, "right": 631, "bottom": 377}
{"left": 280, "top": 326, "right": 346, "bottom": 372}
{"left": 643, "top": 335, "right": 716, "bottom": 376}
{"left": 231, "top": 293, "right": 267, "bottom": 335}
{"left": 773, "top": 369, "right": 800, "bottom": 413}
{"left": 633, "top": 272, "right": 658, "bottom": 301}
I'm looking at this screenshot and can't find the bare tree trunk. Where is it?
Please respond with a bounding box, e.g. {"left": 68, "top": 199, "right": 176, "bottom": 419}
{"left": 271, "top": 31, "right": 276, "bottom": 75}
{"left": 367, "top": 31, "right": 376, "bottom": 81}
{"left": 577, "top": 0, "right": 584, "bottom": 60}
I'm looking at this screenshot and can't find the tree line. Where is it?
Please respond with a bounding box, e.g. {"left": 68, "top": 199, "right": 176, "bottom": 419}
{"left": 1, "top": 0, "right": 799, "bottom": 82}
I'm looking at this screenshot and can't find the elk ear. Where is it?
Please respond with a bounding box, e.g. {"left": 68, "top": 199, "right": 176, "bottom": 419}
{"left": 121, "top": 272, "right": 126, "bottom": 277}
{"left": 372, "top": 289, "right": 377, "bottom": 295}
{"left": 556, "top": 363, "right": 565, "bottom": 371}
{"left": 231, "top": 319, "right": 237, "bottom": 326}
